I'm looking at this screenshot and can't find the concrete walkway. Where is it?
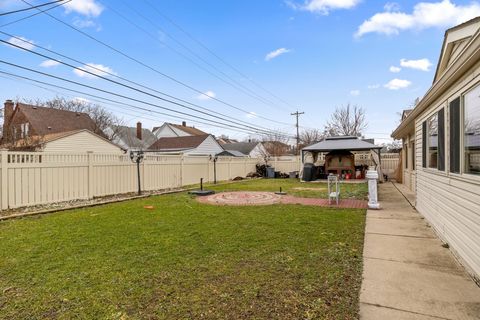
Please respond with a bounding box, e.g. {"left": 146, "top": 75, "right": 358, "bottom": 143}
{"left": 360, "top": 182, "right": 480, "bottom": 320}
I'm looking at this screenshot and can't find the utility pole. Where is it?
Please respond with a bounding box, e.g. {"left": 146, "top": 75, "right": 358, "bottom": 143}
{"left": 291, "top": 110, "right": 304, "bottom": 154}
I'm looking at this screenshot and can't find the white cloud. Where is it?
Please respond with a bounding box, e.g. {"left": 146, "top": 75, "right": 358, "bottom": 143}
{"left": 73, "top": 63, "right": 116, "bottom": 79}
{"left": 355, "top": 0, "right": 480, "bottom": 37}
{"left": 368, "top": 84, "right": 381, "bottom": 89}
{"left": 400, "top": 58, "right": 432, "bottom": 71}
{"left": 350, "top": 89, "right": 360, "bottom": 96}
{"left": 64, "top": 0, "right": 103, "bottom": 17}
{"left": 197, "top": 91, "right": 216, "bottom": 101}
{"left": 389, "top": 66, "right": 401, "bottom": 73}
{"left": 5, "top": 36, "right": 35, "bottom": 51}
{"left": 287, "top": 0, "right": 361, "bottom": 14}
{"left": 265, "top": 48, "right": 291, "bottom": 61}
{"left": 246, "top": 112, "right": 257, "bottom": 119}
{"left": 384, "top": 78, "right": 412, "bottom": 90}
{"left": 39, "top": 60, "right": 60, "bottom": 68}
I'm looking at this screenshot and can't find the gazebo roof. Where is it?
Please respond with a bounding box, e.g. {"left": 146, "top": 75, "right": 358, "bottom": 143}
{"left": 302, "top": 136, "right": 381, "bottom": 152}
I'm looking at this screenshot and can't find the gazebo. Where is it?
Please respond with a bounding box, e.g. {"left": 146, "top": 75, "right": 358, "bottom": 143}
{"left": 301, "top": 136, "right": 382, "bottom": 181}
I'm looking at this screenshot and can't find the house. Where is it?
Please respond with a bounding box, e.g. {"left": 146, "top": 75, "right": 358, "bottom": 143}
{"left": 1, "top": 100, "right": 101, "bottom": 145}
{"left": 262, "top": 140, "right": 293, "bottom": 156}
{"left": 147, "top": 134, "right": 223, "bottom": 156}
{"left": 217, "top": 150, "right": 247, "bottom": 157}
{"left": 7, "top": 129, "right": 124, "bottom": 153}
{"left": 222, "top": 142, "right": 268, "bottom": 158}
{"left": 391, "top": 17, "right": 480, "bottom": 280}
{"left": 152, "top": 121, "right": 207, "bottom": 139}
{"left": 216, "top": 136, "right": 239, "bottom": 145}
{"left": 108, "top": 122, "right": 157, "bottom": 151}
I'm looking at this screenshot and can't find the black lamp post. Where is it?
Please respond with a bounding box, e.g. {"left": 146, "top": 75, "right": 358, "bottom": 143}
{"left": 130, "top": 150, "right": 144, "bottom": 195}
{"left": 210, "top": 154, "right": 218, "bottom": 184}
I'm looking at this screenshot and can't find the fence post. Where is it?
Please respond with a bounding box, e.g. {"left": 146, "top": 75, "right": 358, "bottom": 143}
{"left": 87, "top": 151, "right": 94, "bottom": 199}
{"left": 180, "top": 154, "right": 184, "bottom": 187}
{"left": 228, "top": 157, "right": 232, "bottom": 179}
{"left": 1, "top": 149, "right": 9, "bottom": 210}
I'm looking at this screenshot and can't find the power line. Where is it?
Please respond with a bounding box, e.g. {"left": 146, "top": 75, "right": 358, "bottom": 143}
{"left": 0, "top": 71, "right": 252, "bottom": 135}
{"left": 0, "top": 0, "right": 70, "bottom": 27}
{"left": 0, "top": 31, "right": 281, "bottom": 135}
{"left": 0, "top": 60, "right": 295, "bottom": 139}
{"left": 0, "top": 39, "right": 293, "bottom": 138}
{"left": 20, "top": 0, "right": 293, "bottom": 127}
{"left": 0, "top": 0, "right": 65, "bottom": 16}
{"left": 141, "top": 0, "right": 296, "bottom": 111}
{"left": 106, "top": 0, "right": 285, "bottom": 112}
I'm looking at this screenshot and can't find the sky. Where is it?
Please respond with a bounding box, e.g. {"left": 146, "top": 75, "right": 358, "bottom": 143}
{"left": 1, "top": 0, "right": 480, "bottom": 144}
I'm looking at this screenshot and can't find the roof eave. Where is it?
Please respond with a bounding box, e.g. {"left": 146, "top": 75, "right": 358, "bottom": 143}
{"left": 392, "top": 27, "right": 480, "bottom": 139}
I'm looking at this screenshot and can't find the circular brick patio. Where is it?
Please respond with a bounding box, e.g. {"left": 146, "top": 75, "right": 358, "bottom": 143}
{"left": 197, "top": 191, "right": 282, "bottom": 206}
{"left": 196, "top": 191, "right": 368, "bottom": 209}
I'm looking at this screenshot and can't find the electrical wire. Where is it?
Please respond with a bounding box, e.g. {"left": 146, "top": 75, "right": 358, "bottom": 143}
{"left": 0, "top": 32, "right": 281, "bottom": 134}
{"left": 141, "top": 0, "right": 296, "bottom": 111}
{"left": 0, "top": 0, "right": 70, "bottom": 28}
{"left": 0, "top": 60, "right": 295, "bottom": 139}
{"left": 110, "top": 0, "right": 286, "bottom": 111}
{"left": 0, "top": 0, "right": 66, "bottom": 16}
{"left": 19, "top": 0, "right": 293, "bottom": 127}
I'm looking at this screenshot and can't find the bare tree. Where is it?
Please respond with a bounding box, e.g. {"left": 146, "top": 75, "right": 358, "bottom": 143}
{"left": 324, "top": 104, "right": 367, "bottom": 137}
{"left": 261, "top": 131, "right": 292, "bottom": 157}
{"left": 300, "top": 128, "right": 324, "bottom": 148}
{"left": 23, "top": 96, "right": 123, "bottom": 140}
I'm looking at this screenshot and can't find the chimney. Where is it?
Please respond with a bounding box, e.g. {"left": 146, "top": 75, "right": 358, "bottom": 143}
{"left": 182, "top": 121, "right": 186, "bottom": 127}
{"left": 136, "top": 122, "right": 142, "bottom": 140}
{"left": 2, "top": 100, "right": 15, "bottom": 140}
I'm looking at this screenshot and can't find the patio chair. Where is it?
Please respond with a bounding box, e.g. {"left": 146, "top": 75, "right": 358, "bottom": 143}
{"left": 327, "top": 174, "right": 340, "bottom": 205}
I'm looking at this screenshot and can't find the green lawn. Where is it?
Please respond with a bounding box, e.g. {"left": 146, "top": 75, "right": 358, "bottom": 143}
{"left": 207, "top": 178, "right": 368, "bottom": 200}
{"left": 0, "top": 182, "right": 366, "bottom": 319}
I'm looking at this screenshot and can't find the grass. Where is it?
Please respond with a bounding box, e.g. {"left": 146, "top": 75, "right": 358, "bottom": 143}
{"left": 206, "top": 178, "right": 369, "bottom": 200}
{"left": 0, "top": 181, "right": 366, "bottom": 319}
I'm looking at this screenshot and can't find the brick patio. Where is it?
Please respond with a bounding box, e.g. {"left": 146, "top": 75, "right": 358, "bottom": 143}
{"left": 197, "top": 191, "right": 368, "bottom": 209}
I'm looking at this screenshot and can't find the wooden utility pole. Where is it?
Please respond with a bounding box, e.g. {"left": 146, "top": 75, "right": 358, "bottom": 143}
{"left": 291, "top": 110, "right": 304, "bottom": 154}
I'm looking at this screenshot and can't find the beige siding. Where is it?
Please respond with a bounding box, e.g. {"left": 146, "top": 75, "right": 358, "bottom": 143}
{"left": 413, "top": 59, "right": 480, "bottom": 280}
{"left": 43, "top": 131, "right": 124, "bottom": 154}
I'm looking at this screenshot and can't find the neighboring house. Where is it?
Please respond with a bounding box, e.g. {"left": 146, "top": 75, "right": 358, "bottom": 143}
{"left": 148, "top": 134, "right": 223, "bottom": 156}
{"left": 6, "top": 129, "right": 124, "bottom": 153}
{"left": 107, "top": 122, "right": 157, "bottom": 151}
{"left": 217, "top": 150, "right": 247, "bottom": 157}
{"left": 217, "top": 137, "right": 239, "bottom": 145}
{"left": 262, "top": 140, "right": 293, "bottom": 156}
{"left": 1, "top": 100, "right": 100, "bottom": 145}
{"left": 392, "top": 17, "right": 480, "bottom": 280}
{"left": 152, "top": 121, "right": 207, "bottom": 139}
{"left": 222, "top": 142, "right": 268, "bottom": 158}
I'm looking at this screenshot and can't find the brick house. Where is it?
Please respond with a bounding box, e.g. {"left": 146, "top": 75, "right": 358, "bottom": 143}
{"left": 1, "top": 100, "right": 99, "bottom": 145}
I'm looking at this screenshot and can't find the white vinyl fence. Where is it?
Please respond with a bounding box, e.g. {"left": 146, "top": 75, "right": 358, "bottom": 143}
{"left": 0, "top": 150, "right": 301, "bottom": 210}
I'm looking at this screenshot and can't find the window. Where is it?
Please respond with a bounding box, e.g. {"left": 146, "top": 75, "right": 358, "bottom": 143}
{"left": 21, "top": 123, "right": 29, "bottom": 138}
{"left": 427, "top": 114, "right": 438, "bottom": 169}
{"left": 464, "top": 86, "right": 480, "bottom": 175}
{"left": 411, "top": 142, "right": 415, "bottom": 170}
{"left": 404, "top": 141, "right": 408, "bottom": 169}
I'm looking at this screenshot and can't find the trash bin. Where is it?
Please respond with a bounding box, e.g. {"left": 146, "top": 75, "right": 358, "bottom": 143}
{"left": 289, "top": 171, "right": 298, "bottom": 179}
{"left": 303, "top": 163, "right": 315, "bottom": 181}
{"left": 266, "top": 167, "right": 275, "bottom": 178}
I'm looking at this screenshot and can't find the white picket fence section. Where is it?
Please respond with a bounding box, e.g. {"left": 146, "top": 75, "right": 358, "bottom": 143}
{"left": 0, "top": 150, "right": 301, "bottom": 210}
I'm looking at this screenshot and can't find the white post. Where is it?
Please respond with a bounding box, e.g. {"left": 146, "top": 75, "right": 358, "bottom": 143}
{"left": 366, "top": 166, "right": 380, "bottom": 209}
{"left": 180, "top": 154, "right": 184, "bottom": 187}
{"left": 87, "top": 151, "right": 94, "bottom": 199}
{"left": 1, "top": 149, "right": 9, "bottom": 210}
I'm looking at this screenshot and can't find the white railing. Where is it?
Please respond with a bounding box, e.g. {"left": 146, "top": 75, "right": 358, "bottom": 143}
{"left": 0, "top": 150, "right": 301, "bottom": 210}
